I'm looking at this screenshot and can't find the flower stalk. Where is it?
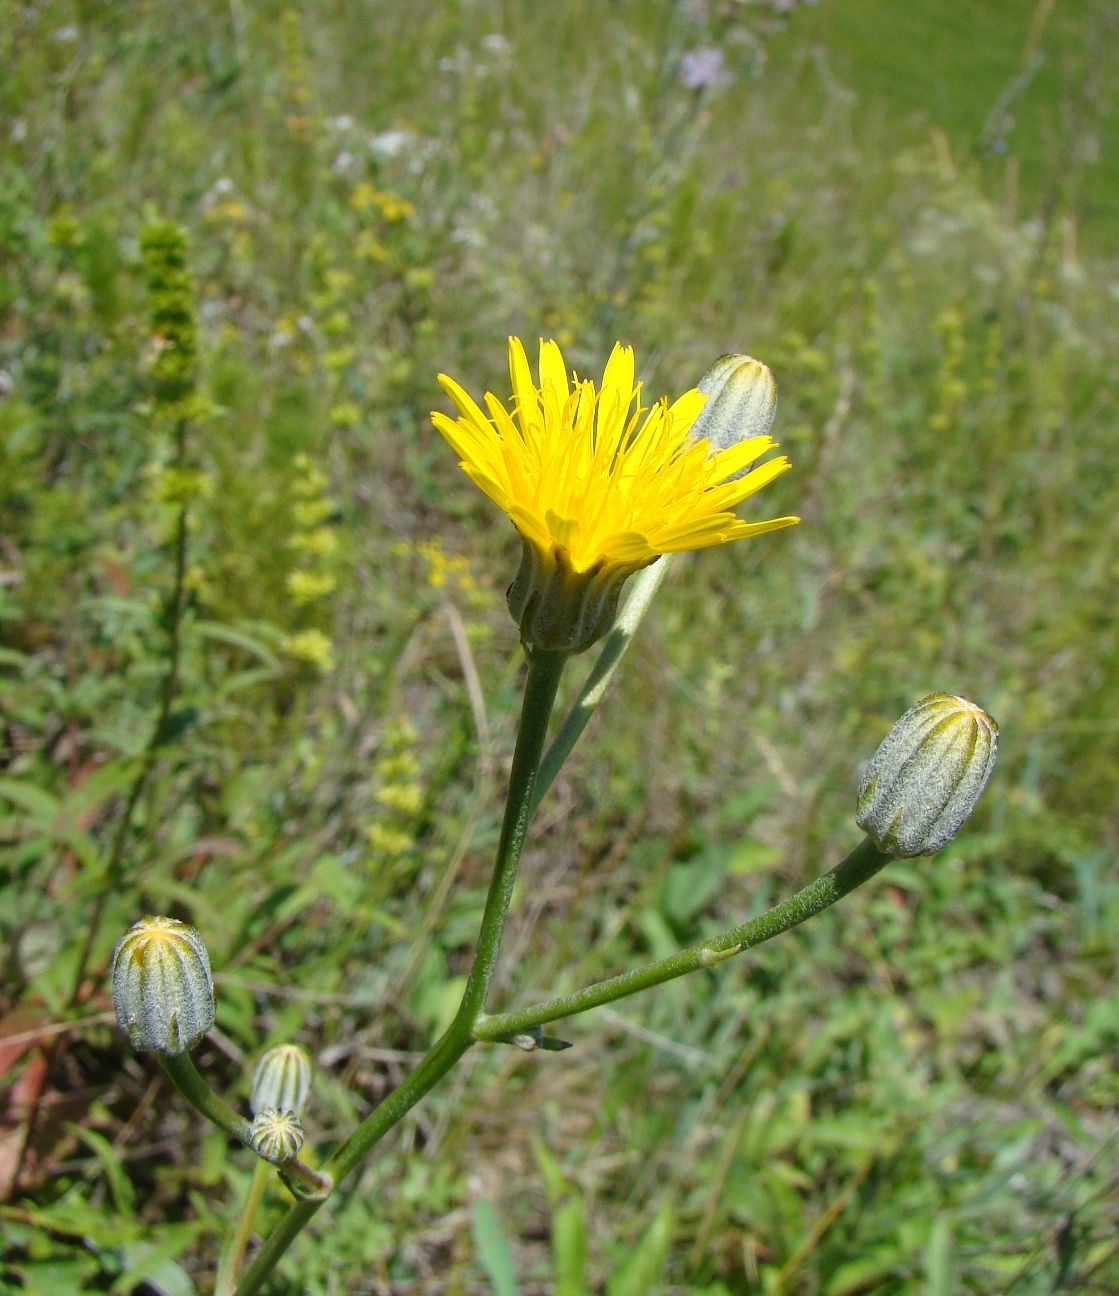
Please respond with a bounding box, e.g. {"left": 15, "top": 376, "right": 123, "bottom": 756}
{"left": 474, "top": 835, "right": 892, "bottom": 1042}
{"left": 231, "top": 646, "right": 568, "bottom": 1296}
{"left": 159, "top": 1052, "right": 330, "bottom": 1197}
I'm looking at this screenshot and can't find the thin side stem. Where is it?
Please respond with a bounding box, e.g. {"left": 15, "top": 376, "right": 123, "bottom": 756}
{"left": 159, "top": 1051, "right": 254, "bottom": 1144}
{"left": 231, "top": 646, "right": 568, "bottom": 1296}
{"left": 159, "top": 1052, "right": 329, "bottom": 1196}
{"left": 531, "top": 558, "right": 671, "bottom": 815}
{"left": 475, "top": 836, "right": 892, "bottom": 1040}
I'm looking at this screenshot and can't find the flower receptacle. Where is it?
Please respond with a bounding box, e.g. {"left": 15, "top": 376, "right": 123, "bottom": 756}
{"left": 507, "top": 535, "right": 645, "bottom": 655}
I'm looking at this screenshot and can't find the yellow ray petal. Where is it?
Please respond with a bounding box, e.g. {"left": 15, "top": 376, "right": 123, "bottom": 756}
{"left": 437, "top": 374, "right": 493, "bottom": 435}
{"left": 538, "top": 338, "right": 569, "bottom": 401}
{"left": 432, "top": 337, "right": 798, "bottom": 580}
{"left": 507, "top": 336, "right": 540, "bottom": 440}
{"left": 601, "top": 342, "right": 634, "bottom": 402}
{"left": 667, "top": 387, "right": 706, "bottom": 436}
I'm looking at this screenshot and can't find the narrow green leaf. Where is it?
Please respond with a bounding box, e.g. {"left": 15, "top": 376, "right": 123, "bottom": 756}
{"left": 925, "top": 1216, "right": 956, "bottom": 1296}
{"left": 472, "top": 1198, "right": 518, "bottom": 1296}
{"left": 553, "top": 1197, "right": 587, "bottom": 1296}
{"left": 65, "top": 1124, "right": 135, "bottom": 1217}
{"left": 532, "top": 1138, "right": 568, "bottom": 1209}
{"left": 606, "top": 1196, "right": 674, "bottom": 1296}
{"left": 194, "top": 620, "right": 282, "bottom": 669}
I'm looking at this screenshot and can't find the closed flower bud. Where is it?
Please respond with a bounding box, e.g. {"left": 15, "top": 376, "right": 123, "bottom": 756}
{"left": 251, "top": 1044, "right": 313, "bottom": 1118}
{"left": 689, "top": 354, "right": 778, "bottom": 466}
{"left": 856, "top": 693, "right": 998, "bottom": 857}
{"left": 111, "top": 916, "right": 214, "bottom": 1054}
{"left": 249, "top": 1107, "right": 305, "bottom": 1163}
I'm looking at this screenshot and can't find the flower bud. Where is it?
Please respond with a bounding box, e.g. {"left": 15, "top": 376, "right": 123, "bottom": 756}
{"left": 249, "top": 1107, "right": 305, "bottom": 1163}
{"left": 251, "top": 1044, "right": 313, "bottom": 1117}
{"left": 856, "top": 693, "right": 998, "bottom": 857}
{"left": 110, "top": 916, "right": 215, "bottom": 1054}
{"left": 689, "top": 355, "right": 777, "bottom": 467}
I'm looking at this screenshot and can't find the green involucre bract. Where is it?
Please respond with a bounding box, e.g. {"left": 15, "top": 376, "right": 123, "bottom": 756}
{"left": 856, "top": 693, "right": 998, "bottom": 857}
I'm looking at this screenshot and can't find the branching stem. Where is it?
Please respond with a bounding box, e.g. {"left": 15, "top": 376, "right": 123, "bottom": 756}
{"left": 159, "top": 1052, "right": 330, "bottom": 1196}
{"left": 231, "top": 647, "right": 568, "bottom": 1296}
{"left": 474, "top": 836, "right": 892, "bottom": 1041}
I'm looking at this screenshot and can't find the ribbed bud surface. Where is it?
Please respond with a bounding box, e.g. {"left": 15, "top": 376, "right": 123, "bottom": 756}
{"left": 856, "top": 693, "right": 998, "bottom": 857}
{"left": 249, "top": 1108, "right": 305, "bottom": 1163}
{"left": 690, "top": 354, "right": 778, "bottom": 472}
{"left": 507, "top": 536, "right": 641, "bottom": 655}
{"left": 111, "top": 916, "right": 214, "bottom": 1054}
{"left": 251, "top": 1044, "right": 313, "bottom": 1117}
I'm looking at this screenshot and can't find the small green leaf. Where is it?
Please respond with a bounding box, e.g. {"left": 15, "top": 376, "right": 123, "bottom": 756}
{"left": 606, "top": 1196, "right": 673, "bottom": 1296}
{"left": 112, "top": 1237, "right": 199, "bottom": 1295}
{"left": 553, "top": 1197, "right": 587, "bottom": 1296}
{"left": 66, "top": 1124, "right": 135, "bottom": 1217}
{"left": 925, "top": 1216, "right": 956, "bottom": 1296}
{"left": 0, "top": 777, "right": 61, "bottom": 826}
{"left": 472, "top": 1198, "right": 518, "bottom": 1296}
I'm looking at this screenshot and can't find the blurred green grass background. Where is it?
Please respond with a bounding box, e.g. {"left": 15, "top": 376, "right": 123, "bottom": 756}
{"left": 2, "top": 1, "right": 1119, "bottom": 1293}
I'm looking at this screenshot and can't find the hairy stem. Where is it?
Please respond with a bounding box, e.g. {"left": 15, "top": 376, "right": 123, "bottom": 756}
{"left": 160, "top": 1051, "right": 255, "bottom": 1144}
{"left": 475, "top": 836, "right": 892, "bottom": 1040}
{"left": 231, "top": 647, "right": 568, "bottom": 1296}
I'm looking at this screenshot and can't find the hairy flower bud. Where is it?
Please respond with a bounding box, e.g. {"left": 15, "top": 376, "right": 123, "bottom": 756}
{"left": 856, "top": 693, "right": 998, "bottom": 857}
{"left": 111, "top": 916, "right": 214, "bottom": 1054}
{"left": 690, "top": 354, "right": 778, "bottom": 464}
{"left": 251, "top": 1044, "right": 313, "bottom": 1118}
{"left": 249, "top": 1107, "right": 305, "bottom": 1163}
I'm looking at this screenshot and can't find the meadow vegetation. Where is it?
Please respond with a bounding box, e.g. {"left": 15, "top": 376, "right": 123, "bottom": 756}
{"left": 3, "top": 1, "right": 1119, "bottom": 1293}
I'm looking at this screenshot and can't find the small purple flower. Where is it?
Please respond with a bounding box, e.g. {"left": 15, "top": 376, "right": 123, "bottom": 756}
{"left": 679, "top": 47, "right": 725, "bottom": 91}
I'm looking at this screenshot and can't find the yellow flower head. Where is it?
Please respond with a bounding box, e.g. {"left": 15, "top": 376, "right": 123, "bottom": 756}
{"left": 432, "top": 337, "right": 798, "bottom": 652}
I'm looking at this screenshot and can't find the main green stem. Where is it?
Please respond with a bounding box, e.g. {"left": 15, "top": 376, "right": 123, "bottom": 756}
{"left": 231, "top": 648, "right": 568, "bottom": 1296}
{"left": 475, "top": 836, "right": 892, "bottom": 1041}
{"left": 226, "top": 640, "right": 895, "bottom": 1296}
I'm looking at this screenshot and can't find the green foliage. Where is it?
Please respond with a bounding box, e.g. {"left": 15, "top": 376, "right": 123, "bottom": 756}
{"left": 2, "top": 1, "right": 1119, "bottom": 1294}
{"left": 140, "top": 221, "right": 198, "bottom": 408}
{"left": 472, "top": 1198, "right": 518, "bottom": 1296}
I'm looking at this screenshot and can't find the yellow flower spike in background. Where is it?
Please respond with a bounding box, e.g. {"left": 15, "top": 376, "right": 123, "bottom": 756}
{"left": 432, "top": 337, "right": 799, "bottom": 654}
